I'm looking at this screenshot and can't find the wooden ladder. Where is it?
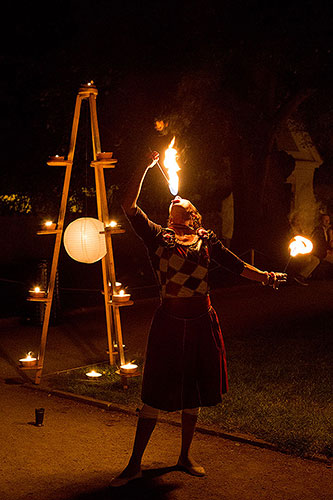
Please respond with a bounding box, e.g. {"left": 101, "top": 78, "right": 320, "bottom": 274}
{"left": 24, "top": 81, "right": 129, "bottom": 384}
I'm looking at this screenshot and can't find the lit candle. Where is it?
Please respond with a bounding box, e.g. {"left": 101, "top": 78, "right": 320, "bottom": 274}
{"left": 86, "top": 370, "right": 102, "bottom": 378}
{"left": 112, "top": 289, "right": 131, "bottom": 303}
{"left": 108, "top": 220, "right": 117, "bottom": 228}
{"left": 44, "top": 220, "right": 56, "bottom": 230}
{"left": 29, "top": 286, "right": 46, "bottom": 298}
{"left": 120, "top": 362, "right": 138, "bottom": 375}
{"left": 49, "top": 155, "right": 65, "bottom": 161}
{"left": 108, "top": 281, "right": 122, "bottom": 292}
{"left": 19, "top": 352, "right": 37, "bottom": 367}
{"left": 113, "top": 342, "right": 126, "bottom": 352}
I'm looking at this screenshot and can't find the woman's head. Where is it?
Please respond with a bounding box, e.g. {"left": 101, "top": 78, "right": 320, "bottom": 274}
{"left": 168, "top": 196, "right": 202, "bottom": 230}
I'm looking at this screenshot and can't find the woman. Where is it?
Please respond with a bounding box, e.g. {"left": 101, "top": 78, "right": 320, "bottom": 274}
{"left": 112, "top": 152, "right": 286, "bottom": 486}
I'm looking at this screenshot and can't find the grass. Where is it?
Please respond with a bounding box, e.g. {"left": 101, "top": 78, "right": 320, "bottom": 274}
{"left": 44, "top": 316, "right": 332, "bottom": 459}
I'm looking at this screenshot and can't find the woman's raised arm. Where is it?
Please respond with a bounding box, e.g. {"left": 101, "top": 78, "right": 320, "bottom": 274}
{"left": 121, "top": 152, "right": 159, "bottom": 216}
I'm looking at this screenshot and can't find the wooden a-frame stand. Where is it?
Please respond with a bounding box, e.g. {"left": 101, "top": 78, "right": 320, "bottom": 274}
{"left": 25, "top": 82, "right": 130, "bottom": 384}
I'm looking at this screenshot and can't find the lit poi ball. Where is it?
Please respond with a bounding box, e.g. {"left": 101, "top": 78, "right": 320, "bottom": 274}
{"left": 64, "top": 218, "right": 106, "bottom": 263}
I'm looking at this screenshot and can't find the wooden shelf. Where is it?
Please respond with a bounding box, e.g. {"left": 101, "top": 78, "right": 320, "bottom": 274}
{"left": 47, "top": 160, "right": 72, "bottom": 166}
{"left": 90, "top": 160, "right": 117, "bottom": 168}
{"left": 108, "top": 300, "right": 134, "bottom": 307}
{"left": 27, "top": 297, "right": 50, "bottom": 303}
{"left": 115, "top": 369, "right": 141, "bottom": 378}
{"left": 18, "top": 364, "right": 41, "bottom": 370}
{"left": 103, "top": 227, "right": 125, "bottom": 235}
{"left": 37, "top": 229, "right": 62, "bottom": 235}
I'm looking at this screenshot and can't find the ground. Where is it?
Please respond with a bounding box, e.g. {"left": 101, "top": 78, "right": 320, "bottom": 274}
{"left": 1, "top": 281, "right": 332, "bottom": 499}
{"left": 1, "top": 382, "right": 332, "bottom": 500}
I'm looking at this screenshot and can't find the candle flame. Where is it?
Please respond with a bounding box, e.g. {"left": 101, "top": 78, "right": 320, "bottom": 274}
{"left": 45, "top": 221, "right": 53, "bottom": 227}
{"left": 109, "top": 220, "right": 117, "bottom": 228}
{"left": 121, "top": 362, "right": 138, "bottom": 370}
{"left": 20, "top": 351, "right": 37, "bottom": 362}
{"left": 164, "top": 137, "right": 180, "bottom": 196}
{"left": 289, "top": 236, "right": 313, "bottom": 257}
{"left": 119, "top": 289, "right": 125, "bottom": 296}
{"left": 86, "top": 370, "right": 102, "bottom": 378}
{"left": 34, "top": 286, "right": 41, "bottom": 293}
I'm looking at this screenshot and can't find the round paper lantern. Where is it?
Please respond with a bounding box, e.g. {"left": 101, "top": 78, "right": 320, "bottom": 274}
{"left": 64, "top": 217, "right": 106, "bottom": 263}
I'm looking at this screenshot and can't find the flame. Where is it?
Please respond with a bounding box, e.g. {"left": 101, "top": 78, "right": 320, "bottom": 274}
{"left": 163, "top": 137, "right": 180, "bottom": 196}
{"left": 289, "top": 236, "right": 313, "bottom": 257}
{"left": 20, "top": 351, "right": 37, "bottom": 362}
{"left": 120, "top": 362, "right": 138, "bottom": 370}
{"left": 34, "top": 286, "right": 41, "bottom": 293}
{"left": 86, "top": 370, "right": 102, "bottom": 378}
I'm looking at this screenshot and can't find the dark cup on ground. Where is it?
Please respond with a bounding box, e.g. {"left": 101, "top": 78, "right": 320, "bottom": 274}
{"left": 35, "top": 408, "right": 45, "bottom": 426}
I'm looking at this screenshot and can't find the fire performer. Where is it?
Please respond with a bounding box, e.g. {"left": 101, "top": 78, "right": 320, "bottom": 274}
{"left": 112, "top": 151, "right": 287, "bottom": 486}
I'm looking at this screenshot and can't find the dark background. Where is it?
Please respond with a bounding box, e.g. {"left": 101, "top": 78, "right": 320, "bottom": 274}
{"left": 1, "top": 0, "right": 333, "bottom": 315}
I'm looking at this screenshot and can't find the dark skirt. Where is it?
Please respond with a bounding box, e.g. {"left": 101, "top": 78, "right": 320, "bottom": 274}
{"left": 141, "top": 296, "right": 228, "bottom": 411}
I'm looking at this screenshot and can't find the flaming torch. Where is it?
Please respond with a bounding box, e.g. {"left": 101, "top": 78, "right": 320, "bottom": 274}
{"left": 163, "top": 137, "right": 180, "bottom": 196}
{"left": 154, "top": 137, "right": 181, "bottom": 196}
{"left": 284, "top": 235, "right": 313, "bottom": 272}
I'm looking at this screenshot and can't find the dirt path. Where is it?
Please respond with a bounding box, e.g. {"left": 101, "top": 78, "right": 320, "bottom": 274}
{"left": 1, "top": 382, "right": 331, "bottom": 500}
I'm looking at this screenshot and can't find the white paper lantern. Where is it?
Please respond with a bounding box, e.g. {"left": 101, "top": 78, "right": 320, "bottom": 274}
{"left": 64, "top": 217, "right": 106, "bottom": 263}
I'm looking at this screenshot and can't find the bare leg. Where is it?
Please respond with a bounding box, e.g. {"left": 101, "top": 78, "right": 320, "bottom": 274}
{"left": 177, "top": 408, "right": 205, "bottom": 476}
{"left": 111, "top": 406, "right": 158, "bottom": 486}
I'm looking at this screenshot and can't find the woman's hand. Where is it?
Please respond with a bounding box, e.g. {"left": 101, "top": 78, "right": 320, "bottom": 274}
{"left": 147, "top": 151, "right": 159, "bottom": 169}
{"left": 262, "top": 272, "right": 288, "bottom": 289}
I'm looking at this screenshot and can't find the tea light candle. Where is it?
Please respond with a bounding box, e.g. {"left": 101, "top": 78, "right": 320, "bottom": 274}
{"left": 44, "top": 220, "right": 56, "bottom": 230}
{"left": 86, "top": 370, "right": 102, "bottom": 378}
{"left": 107, "top": 220, "right": 117, "bottom": 228}
{"left": 112, "top": 289, "right": 130, "bottom": 303}
{"left": 19, "top": 352, "right": 37, "bottom": 368}
{"left": 97, "top": 152, "right": 113, "bottom": 160}
{"left": 108, "top": 281, "right": 122, "bottom": 291}
{"left": 120, "top": 362, "right": 138, "bottom": 375}
{"left": 113, "top": 342, "right": 126, "bottom": 351}
{"left": 49, "top": 155, "right": 65, "bottom": 161}
{"left": 29, "top": 286, "right": 46, "bottom": 298}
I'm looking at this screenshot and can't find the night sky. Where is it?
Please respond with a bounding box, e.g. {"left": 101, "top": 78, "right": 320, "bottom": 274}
{"left": 4, "top": 0, "right": 333, "bottom": 209}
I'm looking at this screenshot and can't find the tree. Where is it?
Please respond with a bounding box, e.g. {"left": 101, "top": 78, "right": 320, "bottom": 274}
{"left": 153, "top": 2, "right": 333, "bottom": 257}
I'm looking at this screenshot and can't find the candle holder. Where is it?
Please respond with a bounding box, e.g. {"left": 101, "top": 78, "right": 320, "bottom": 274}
{"left": 109, "top": 281, "right": 123, "bottom": 293}
{"left": 49, "top": 155, "right": 65, "bottom": 162}
{"left": 112, "top": 291, "right": 131, "bottom": 303}
{"left": 29, "top": 287, "right": 47, "bottom": 299}
{"left": 107, "top": 220, "right": 118, "bottom": 228}
{"left": 113, "top": 342, "right": 126, "bottom": 352}
{"left": 86, "top": 370, "right": 102, "bottom": 379}
{"left": 44, "top": 221, "right": 57, "bottom": 231}
{"left": 19, "top": 352, "right": 38, "bottom": 368}
{"left": 119, "top": 362, "right": 139, "bottom": 375}
{"left": 104, "top": 222, "right": 125, "bottom": 234}
{"left": 97, "top": 152, "right": 113, "bottom": 160}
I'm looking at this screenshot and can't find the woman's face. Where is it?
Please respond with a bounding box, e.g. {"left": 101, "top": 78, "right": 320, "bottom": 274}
{"left": 169, "top": 196, "right": 193, "bottom": 224}
{"left": 169, "top": 196, "right": 193, "bottom": 225}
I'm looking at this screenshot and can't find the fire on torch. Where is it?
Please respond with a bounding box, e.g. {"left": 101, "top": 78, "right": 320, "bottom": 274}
{"left": 154, "top": 137, "right": 181, "bottom": 196}
{"left": 284, "top": 235, "right": 313, "bottom": 272}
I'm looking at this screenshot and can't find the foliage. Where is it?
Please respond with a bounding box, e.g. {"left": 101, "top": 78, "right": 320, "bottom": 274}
{"left": 0, "top": 194, "right": 32, "bottom": 214}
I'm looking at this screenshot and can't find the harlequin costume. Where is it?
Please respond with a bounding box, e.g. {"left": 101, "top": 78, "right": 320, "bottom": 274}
{"left": 127, "top": 207, "right": 245, "bottom": 412}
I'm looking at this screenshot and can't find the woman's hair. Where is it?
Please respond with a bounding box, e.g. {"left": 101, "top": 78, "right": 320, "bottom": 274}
{"left": 168, "top": 202, "right": 202, "bottom": 230}
{"left": 187, "top": 203, "right": 202, "bottom": 229}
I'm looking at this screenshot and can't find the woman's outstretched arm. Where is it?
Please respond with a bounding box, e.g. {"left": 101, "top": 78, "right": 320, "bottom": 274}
{"left": 122, "top": 152, "right": 159, "bottom": 216}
